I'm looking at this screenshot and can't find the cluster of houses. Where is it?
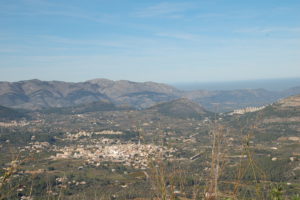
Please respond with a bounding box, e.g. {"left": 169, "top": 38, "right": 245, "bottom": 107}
{"left": 230, "top": 106, "right": 266, "bottom": 115}
{"left": 0, "top": 120, "right": 29, "bottom": 127}
{"left": 21, "top": 141, "right": 50, "bottom": 153}
{"left": 16, "top": 130, "right": 176, "bottom": 170}
{"left": 65, "top": 130, "right": 123, "bottom": 140}
{"left": 52, "top": 140, "right": 175, "bottom": 169}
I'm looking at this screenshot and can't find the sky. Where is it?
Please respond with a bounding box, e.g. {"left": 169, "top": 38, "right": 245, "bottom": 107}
{"left": 0, "top": 0, "right": 300, "bottom": 83}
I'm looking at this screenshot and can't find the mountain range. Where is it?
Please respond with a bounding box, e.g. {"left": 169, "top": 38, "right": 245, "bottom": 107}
{"left": 0, "top": 78, "right": 300, "bottom": 112}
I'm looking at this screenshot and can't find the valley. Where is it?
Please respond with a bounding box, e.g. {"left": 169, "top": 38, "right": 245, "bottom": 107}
{"left": 0, "top": 88, "right": 300, "bottom": 199}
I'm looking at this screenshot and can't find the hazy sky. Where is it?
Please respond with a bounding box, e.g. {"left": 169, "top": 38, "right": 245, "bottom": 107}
{"left": 0, "top": 0, "right": 300, "bottom": 83}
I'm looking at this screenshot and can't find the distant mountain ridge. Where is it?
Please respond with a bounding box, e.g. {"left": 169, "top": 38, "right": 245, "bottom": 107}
{"left": 0, "top": 79, "right": 178, "bottom": 110}
{"left": 0, "top": 79, "right": 300, "bottom": 112}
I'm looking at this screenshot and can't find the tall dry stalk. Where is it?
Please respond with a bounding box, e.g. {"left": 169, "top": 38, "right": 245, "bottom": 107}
{"left": 205, "top": 123, "right": 224, "bottom": 200}
{"left": 0, "top": 151, "right": 34, "bottom": 200}
{"left": 229, "top": 113, "right": 267, "bottom": 200}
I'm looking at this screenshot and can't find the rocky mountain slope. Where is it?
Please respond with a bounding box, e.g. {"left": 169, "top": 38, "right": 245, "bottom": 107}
{"left": 0, "top": 79, "right": 179, "bottom": 110}
{"left": 0, "top": 79, "right": 110, "bottom": 110}
{"left": 88, "top": 78, "right": 180, "bottom": 109}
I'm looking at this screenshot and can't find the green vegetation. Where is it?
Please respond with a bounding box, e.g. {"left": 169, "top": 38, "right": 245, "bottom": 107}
{"left": 0, "top": 105, "right": 28, "bottom": 121}
{"left": 1, "top": 95, "right": 300, "bottom": 199}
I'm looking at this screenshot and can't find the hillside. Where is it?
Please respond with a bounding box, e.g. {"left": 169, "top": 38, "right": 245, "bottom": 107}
{"left": 40, "top": 99, "right": 130, "bottom": 115}
{"left": 185, "top": 88, "right": 281, "bottom": 112}
{"left": 87, "top": 79, "right": 181, "bottom": 109}
{"left": 228, "top": 94, "right": 300, "bottom": 141}
{"left": 0, "top": 79, "right": 110, "bottom": 110}
{"left": 148, "top": 98, "right": 210, "bottom": 119}
{"left": 0, "top": 105, "right": 28, "bottom": 121}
